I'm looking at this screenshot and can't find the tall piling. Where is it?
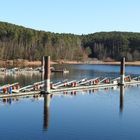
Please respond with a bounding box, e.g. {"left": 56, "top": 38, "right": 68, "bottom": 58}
{"left": 44, "top": 56, "right": 51, "bottom": 93}
{"left": 120, "top": 57, "right": 125, "bottom": 85}
{"left": 41, "top": 56, "right": 45, "bottom": 81}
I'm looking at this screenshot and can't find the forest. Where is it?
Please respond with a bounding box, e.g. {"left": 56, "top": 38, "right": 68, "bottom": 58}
{"left": 0, "top": 21, "right": 140, "bottom": 61}
{"left": 82, "top": 32, "right": 140, "bottom": 61}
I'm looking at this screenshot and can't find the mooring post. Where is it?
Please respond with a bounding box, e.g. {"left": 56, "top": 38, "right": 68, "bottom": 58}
{"left": 120, "top": 57, "right": 125, "bottom": 85}
{"left": 41, "top": 56, "right": 45, "bottom": 81}
{"left": 44, "top": 56, "right": 50, "bottom": 93}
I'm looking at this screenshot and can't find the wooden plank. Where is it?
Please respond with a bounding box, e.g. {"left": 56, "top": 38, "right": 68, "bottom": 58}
{"left": 0, "top": 77, "right": 140, "bottom": 98}
{"left": 52, "top": 80, "right": 76, "bottom": 89}
{"left": 78, "top": 77, "right": 99, "bottom": 86}
{"left": 125, "top": 80, "right": 140, "bottom": 85}
{"left": 98, "top": 77, "right": 108, "bottom": 84}
{"left": 0, "top": 80, "right": 140, "bottom": 98}
{"left": 50, "top": 83, "right": 118, "bottom": 93}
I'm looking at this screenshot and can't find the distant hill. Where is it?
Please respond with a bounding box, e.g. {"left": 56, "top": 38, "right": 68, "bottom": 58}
{"left": 82, "top": 32, "right": 140, "bottom": 61}
{"left": 0, "top": 21, "right": 140, "bottom": 61}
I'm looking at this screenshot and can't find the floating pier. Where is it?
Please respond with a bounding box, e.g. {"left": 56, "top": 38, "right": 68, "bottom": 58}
{"left": 0, "top": 75, "right": 140, "bottom": 98}
{"left": 0, "top": 56, "right": 140, "bottom": 99}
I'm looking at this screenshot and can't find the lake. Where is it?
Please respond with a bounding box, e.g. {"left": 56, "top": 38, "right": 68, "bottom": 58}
{"left": 0, "top": 64, "right": 140, "bottom": 140}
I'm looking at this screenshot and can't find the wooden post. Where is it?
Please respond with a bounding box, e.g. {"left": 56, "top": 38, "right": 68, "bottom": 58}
{"left": 44, "top": 56, "right": 50, "bottom": 93}
{"left": 120, "top": 57, "right": 125, "bottom": 85}
{"left": 41, "top": 56, "right": 45, "bottom": 81}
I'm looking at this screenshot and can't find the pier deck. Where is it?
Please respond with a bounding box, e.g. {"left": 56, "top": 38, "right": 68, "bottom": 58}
{"left": 0, "top": 80, "right": 140, "bottom": 99}
{"left": 0, "top": 56, "right": 139, "bottom": 99}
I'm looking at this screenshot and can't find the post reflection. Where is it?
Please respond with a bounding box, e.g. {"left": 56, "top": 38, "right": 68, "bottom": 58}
{"left": 43, "top": 94, "right": 52, "bottom": 131}
{"left": 120, "top": 85, "right": 125, "bottom": 114}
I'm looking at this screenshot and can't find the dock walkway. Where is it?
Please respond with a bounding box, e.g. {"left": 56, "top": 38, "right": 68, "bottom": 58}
{"left": 0, "top": 77, "right": 140, "bottom": 98}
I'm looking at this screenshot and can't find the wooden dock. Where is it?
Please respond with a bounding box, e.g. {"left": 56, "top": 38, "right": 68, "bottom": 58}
{"left": 0, "top": 77, "right": 140, "bottom": 99}
{"left": 0, "top": 56, "right": 139, "bottom": 99}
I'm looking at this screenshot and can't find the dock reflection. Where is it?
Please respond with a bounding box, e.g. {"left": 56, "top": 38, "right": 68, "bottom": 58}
{"left": 120, "top": 85, "right": 125, "bottom": 114}
{"left": 43, "top": 94, "right": 52, "bottom": 131}
{"left": 0, "top": 85, "right": 126, "bottom": 127}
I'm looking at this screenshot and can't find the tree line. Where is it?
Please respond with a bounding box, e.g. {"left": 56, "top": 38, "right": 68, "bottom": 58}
{"left": 0, "top": 21, "right": 140, "bottom": 61}
{"left": 82, "top": 32, "right": 140, "bottom": 61}
{"left": 0, "top": 21, "right": 83, "bottom": 61}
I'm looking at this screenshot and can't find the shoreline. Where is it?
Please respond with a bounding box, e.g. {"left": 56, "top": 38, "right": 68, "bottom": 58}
{"left": 0, "top": 60, "right": 140, "bottom": 67}
{"left": 56, "top": 60, "right": 140, "bottom": 66}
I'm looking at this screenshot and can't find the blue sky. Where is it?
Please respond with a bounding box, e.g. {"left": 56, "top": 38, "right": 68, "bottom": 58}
{"left": 0, "top": 0, "right": 140, "bottom": 34}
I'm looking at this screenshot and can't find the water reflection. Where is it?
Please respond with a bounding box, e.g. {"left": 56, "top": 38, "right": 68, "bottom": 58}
{"left": 43, "top": 94, "right": 52, "bottom": 131}
{"left": 120, "top": 85, "right": 125, "bottom": 114}
{"left": 0, "top": 84, "right": 134, "bottom": 133}
{"left": 42, "top": 86, "right": 126, "bottom": 131}
{"left": 2, "top": 98, "right": 12, "bottom": 104}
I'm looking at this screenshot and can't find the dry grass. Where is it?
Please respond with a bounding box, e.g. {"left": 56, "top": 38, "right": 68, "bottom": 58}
{"left": 0, "top": 59, "right": 140, "bottom": 67}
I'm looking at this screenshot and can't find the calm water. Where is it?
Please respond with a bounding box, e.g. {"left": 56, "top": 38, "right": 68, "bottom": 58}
{"left": 0, "top": 64, "right": 140, "bottom": 140}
